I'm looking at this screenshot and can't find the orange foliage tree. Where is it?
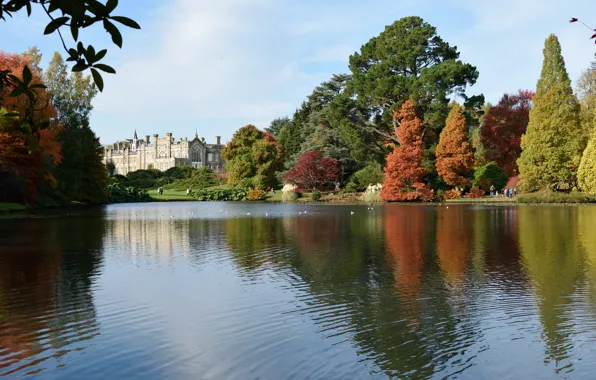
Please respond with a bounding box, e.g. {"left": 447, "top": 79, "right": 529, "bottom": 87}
{"left": 435, "top": 104, "right": 474, "bottom": 188}
{"left": 0, "top": 50, "right": 60, "bottom": 205}
{"left": 380, "top": 100, "right": 433, "bottom": 201}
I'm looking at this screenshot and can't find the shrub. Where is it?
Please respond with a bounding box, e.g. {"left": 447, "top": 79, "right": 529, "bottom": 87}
{"left": 464, "top": 187, "right": 485, "bottom": 198}
{"left": 362, "top": 183, "right": 383, "bottom": 203}
{"left": 165, "top": 167, "right": 216, "bottom": 191}
{"left": 344, "top": 182, "right": 360, "bottom": 193}
{"left": 248, "top": 189, "right": 267, "bottom": 201}
{"left": 284, "top": 151, "right": 341, "bottom": 190}
{"left": 311, "top": 191, "right": 321, "bottom": 201}
{"left": 192, "top": 188, "right": 248, "bottom": 201}
{"left": 517, "top": 191, "right": 596, "bottom": 204}
{"left": 349, "top": 162, "right": 385, "bottom": 191}
{"left": 473, "top": 162, "right": 508, "bottom": 192}
{"left": 282, "top": 191, "right": 299, "bottom": 202}
{"left": 436, "top": 189, "right": 445, "bottom": 202}
{"left": 108, "top": 178, "right": 152, "bottom": 203}
{"left": 443, "top": 189, "right": 461, "bottom": 199}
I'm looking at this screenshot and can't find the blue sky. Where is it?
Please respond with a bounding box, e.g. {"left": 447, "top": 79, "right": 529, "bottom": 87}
{"left": 1, "top": 0, "right": 595, "bottom": 145}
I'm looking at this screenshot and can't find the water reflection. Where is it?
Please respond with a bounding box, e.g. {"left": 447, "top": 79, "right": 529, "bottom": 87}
{"left": 0, "top": 209, "right": 104, "bottom": 377}
{"left": 3, "top": 203, "right": 596, "bottom": 378}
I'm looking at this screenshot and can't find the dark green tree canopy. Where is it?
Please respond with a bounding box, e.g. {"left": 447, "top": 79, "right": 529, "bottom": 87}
{"left": 346, "top": 16, "right": 480, "bottom": 144}
{"left": 265, "top": 117, "right": 291, "bottom": 137}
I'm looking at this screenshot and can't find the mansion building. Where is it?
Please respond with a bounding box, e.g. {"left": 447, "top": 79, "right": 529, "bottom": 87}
{"left": 104, "top": 131, "right": 225, "bottom": 175}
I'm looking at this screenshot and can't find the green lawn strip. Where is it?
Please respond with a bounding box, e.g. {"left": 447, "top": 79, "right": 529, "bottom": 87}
{"left": 149, "top": 189, "right": 195, "bottom": 201}
{"left": 0, "top": 203, "right": 27, "bottom": 211}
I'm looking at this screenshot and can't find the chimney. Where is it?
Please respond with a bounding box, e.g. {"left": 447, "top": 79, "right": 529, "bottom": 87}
{"left": 166, "top": 132, "right": 173, "bottom": 143}
{"left": 216, "top": 136, "right": 221, "bottom": 145}
{"left": 145, "top": 135, "right": 150, "bottom": 145}
{"left": 153, "top": 134, "right": 159, "bottom": 143}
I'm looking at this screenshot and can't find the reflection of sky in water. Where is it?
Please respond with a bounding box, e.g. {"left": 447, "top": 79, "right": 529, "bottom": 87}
{"left": 3, "top": 203, "right": 596, "bottom": 378}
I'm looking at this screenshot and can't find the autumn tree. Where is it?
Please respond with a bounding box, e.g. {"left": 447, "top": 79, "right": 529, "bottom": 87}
{"left": 221, "top": 125, "right": 283, "bottom": 189}
{"left": 435, "top": 104, "right": 474, "bottom": 188}
{"left": 0, "top": 51, "right": 61, "bottom": 205}
{"left": 45, "top": 52, "right": 108, "bottom": 204}
{"left": 576, "top": 55, "right": 596, "bottom": 137}
{"left": 481, "top": 90, "right": 534, "bottom": 176}
{"left": 380, "top": 100, "right": 433, "bottom": 201}
{"left": 578, "top": 127, "right": 596, "bottom": 193}
{"left": 517, "top": 35, "right": 584, "bottom": 190}
{"left": 284, "top": 151, "right": 341, "bottom": 190}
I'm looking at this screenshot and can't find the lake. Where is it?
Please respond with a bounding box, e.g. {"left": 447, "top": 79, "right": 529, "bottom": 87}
{"left": 2, "top": 203, "right": 596, "bottom": 379}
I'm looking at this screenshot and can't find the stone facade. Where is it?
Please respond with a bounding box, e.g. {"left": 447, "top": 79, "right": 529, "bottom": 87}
{"left": 104, "top": 131, "right": 224, "bottom": 175}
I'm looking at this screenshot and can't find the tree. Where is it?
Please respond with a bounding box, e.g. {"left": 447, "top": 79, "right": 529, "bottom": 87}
{"left": 380, "top": 100, "right": 433, "bottom": 201}
{"left": 578, "top": 124, "right": 596, "bottom": 193}
{"left": 0, "top": 0, "right": 141, "bottom": 93}
{"left": 481, "top": 90, "right": 534, "bottom": 176}
{"left": 435, "top": 104, "right": 474, "bottom": 188}
{"left": 0, "top": 51, "right": 61, "bottom": 206}
{"left": 576, "top": 55, "right": 596, "bottom": 137}
{"left": 518, "top": 34, "right": 584, "bottom": 190}
{"left": 284, "top": 151, "right": 341, "bottom": 190}
{"left": 265, "top": 117, "right": 290, "bottom": 137}
{"left": 344, "top": 16, "right": 480, "bottom": 147}
{"left": 473, "top": 162, "right": 508, "bottom": 192}
{"left": 221, "top": 125, "right": 283, "bottom": 189}
{"left": 45, "top": 52, "right": 108, "bottom": 204}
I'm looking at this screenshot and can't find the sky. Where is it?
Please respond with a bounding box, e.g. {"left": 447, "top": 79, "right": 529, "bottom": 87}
{"left": 1, "top": 0, "right": 595, "bottom": 145}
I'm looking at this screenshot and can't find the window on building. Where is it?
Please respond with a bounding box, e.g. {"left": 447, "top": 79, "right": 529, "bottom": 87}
{"left": 191, "top": 145, "right": 202, "bottom": 162}
{"left": 207, "top": 153, "right": 214, "bottom": 162}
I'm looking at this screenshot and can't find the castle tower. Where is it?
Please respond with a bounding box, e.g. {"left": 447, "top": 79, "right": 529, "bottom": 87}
{"left": 132, "top": 130, "right": 138, "bottom": 151}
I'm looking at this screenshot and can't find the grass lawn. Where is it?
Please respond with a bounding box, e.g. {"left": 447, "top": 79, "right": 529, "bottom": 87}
{"left": 446, "top": 196, "right": 516, "bottom": 203}
{"left": 0, "top": 202, "right": 26, "bottom": 211}
{"left": 149, "top": 189, "right": 195, "bottom": 201}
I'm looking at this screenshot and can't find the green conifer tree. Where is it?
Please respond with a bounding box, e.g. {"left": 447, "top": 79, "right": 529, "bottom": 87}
{"left": 578, "top": 114, "right": 596, "bottom": 193}
{"left": 517, "top": 34, "right": 584, "bottom": 190}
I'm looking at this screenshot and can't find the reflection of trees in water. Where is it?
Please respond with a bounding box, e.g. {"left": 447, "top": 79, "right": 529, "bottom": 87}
{"left": 0, "top": 208, "right": 105, "bottom": 376}
{"left": 223, "top": 207, "right": 476, "bottom": 378}
{"left": 578, "top": 207, "right": 596, "bottom": 302}
{"left": 436, "top": 206, "right": 471, "bottom": 284}
{"left": 518, "top": 207, "right": 583, "bottom": 369}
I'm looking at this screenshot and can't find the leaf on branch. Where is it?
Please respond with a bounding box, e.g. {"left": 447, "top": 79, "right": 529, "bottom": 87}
{"left": 111, "top": 16, "right": 141, "bottom": 29}
{"left": 91, "top": 68, "right": 104, "bottom": 92}
{"left": 44, "top": 16, "right": 69, "bottom": 35}
{"left": 107, "top": 0, "right": 119, "bottom": 13}
{"left": 103, "top": 20, "right": 123, "bottom": 48}
{"left": 570, "top": 18, "right": 578, "bottom": 23}
{"left": 9, "top": 87, "right": 25, "bottom": 97}
{"left": 22, "top": 65, "right": 32, "bottom": 85}
{"left": 95, "top": 49, "right": 108, "bottom": 62}
{"left": 71, "top": 22, "right": 79, "bottom": 41}
{"left": 29, "top": 84, "right": 47, "bottom": 89}
{"left": 2, "top": 112, "right": 21, "bottom": 117}
{"left": 72, "top": 62, "right": 88, "bottom": 72}
{"left": 591, "top": 33, "right": 596, "bottom": 40}
{"left": 93, "top": 64, "right": 116, "bottom": 74}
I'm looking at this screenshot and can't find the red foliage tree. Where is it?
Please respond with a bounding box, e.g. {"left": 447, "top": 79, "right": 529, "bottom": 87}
{"left": 284, "top": 151, "right": 341, "bottom": 190}
{"left": 0, "top": 50, "right": 60, "bottom": 205}
{"left": 380, "top": 100, "right": 433, "bottom": 201}
{"left": 481, "top": 90, "right": 534, "bottom": 176}
{"left": 436, "top": 104, "right": 474, "bottom": 188}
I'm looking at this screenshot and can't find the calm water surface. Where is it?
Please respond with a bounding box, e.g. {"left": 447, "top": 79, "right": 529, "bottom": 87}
{"left": 2, "top": 203, "right": 596, "bottom": 379}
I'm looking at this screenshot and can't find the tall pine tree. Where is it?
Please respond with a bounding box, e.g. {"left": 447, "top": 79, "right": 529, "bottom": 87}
{"left": 46, "top": 52, "right": 108, "bottom": 204}
{"left": 517, "top": 34, "right": 583, "bottom": 190}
